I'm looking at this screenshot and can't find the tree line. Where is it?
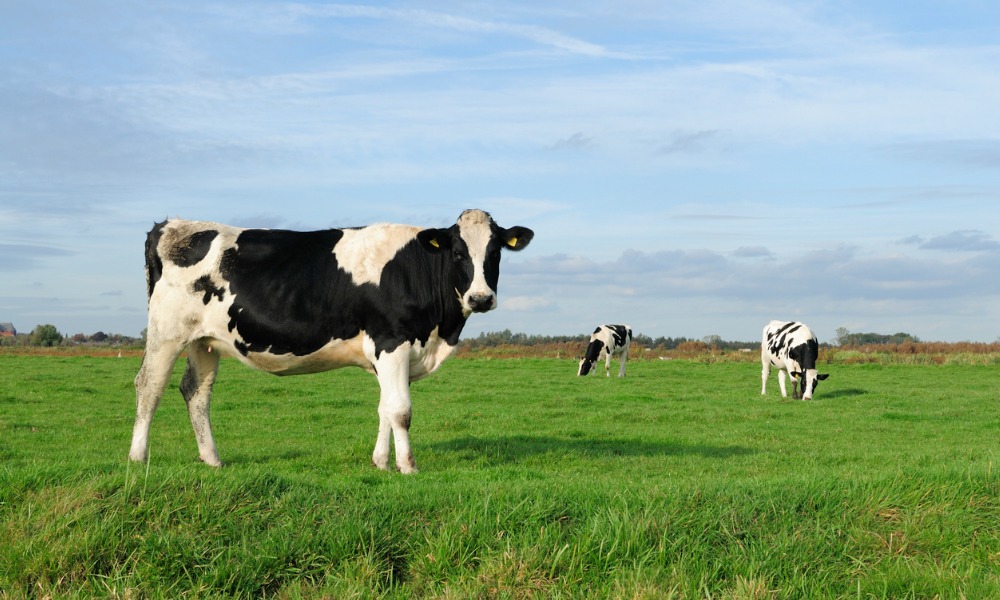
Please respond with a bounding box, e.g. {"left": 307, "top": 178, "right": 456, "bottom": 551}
{"left": 0, "top": 324, "right": 144, "bottom": 348}
{"left": 463, "top": 329, "right": 933, "bottom": 351}
{"left": 461, "top": 329, "right": 758, "bottom": 351}
{"left": 834, "top": 327, "right": 920, "bottom": 346}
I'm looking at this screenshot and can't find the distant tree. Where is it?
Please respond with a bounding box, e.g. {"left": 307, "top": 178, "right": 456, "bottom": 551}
{"left": 835, "top": 327, "right": 920, "bottom": 346}
{"left": 71, "top": 333, "right": 88, "bottom": 343}
{"left": 31, "top": 324, "right": 63, "bottom": 347}
{"left": 91, "top": 331, "right": 108, "bottom": 343}
{"left": 633, "top": 333, "right": 654, "bottom": 347}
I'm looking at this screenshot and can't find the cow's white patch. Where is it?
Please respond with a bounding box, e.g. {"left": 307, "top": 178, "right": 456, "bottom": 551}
{"left": 457, "top": 209, "right": 497, "bottom": 312}
{"left": 239, "top": 334, "right": 372, "bottom": 376}
{"left": 408, "top": 327, "right": 457, "bottom": 380}
{"left": 335, "top": 224, "right": 422, "bottom": 286}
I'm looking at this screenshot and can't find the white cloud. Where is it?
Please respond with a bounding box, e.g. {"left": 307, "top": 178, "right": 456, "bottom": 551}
{"left": 501, "top": 296, "right": 557, "bottom": 312}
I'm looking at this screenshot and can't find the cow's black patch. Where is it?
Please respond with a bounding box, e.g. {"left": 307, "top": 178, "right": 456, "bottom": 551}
{"left": 770, "top": 322, "right": 802, "bottom": 355}
{"left": 584, "top": 339, "right": 606, "bottom": 362}
{"left": 220, "top": 228, "right": 356, "bottom": 356}
{"left": 787, "top": 339, "right": 819, "bottom": 370}
{"left": 168, "top": 230, "right": 218, "bottom": 268}
{"left": 192, "top": 275, "right": 226, "bottom": 305}
{"left": 607, "top": 324, "right": 631, "bottom": 348}
{"left": 578, "top": 338, "right": 606, "bottom": 375}
{"left": 375, "top": 232, "right": 471, "bottom": 352}
{"left": 145, "top": 221, "right": 167, "bottom": 299}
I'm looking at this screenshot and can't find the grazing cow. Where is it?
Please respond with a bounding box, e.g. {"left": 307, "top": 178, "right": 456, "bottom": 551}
{"left": 578, "top": 324, "right": 633, "bottom": 377}
{"left": 129, "top": 209, "right": 533, "bottom": 473}
{"left": 761, "top": 320, "right": 829, "bottom": 400}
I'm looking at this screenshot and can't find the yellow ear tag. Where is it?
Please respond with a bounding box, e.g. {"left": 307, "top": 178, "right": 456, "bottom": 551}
{"left": 507, "top": 237, "right": 518, "bottom": 248}
{"left": 429, "top": 238, "right": 440, "bottom": 248}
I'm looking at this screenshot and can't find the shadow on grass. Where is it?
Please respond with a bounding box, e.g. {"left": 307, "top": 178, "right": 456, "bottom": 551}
{"left": 821, "top": 387, "right": 867, "bottom": 399}
{"left": 430, "top": 435, "right": 754, "bottom": 463}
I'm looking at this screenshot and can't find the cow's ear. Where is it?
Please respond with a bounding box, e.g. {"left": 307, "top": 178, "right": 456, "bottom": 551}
{"left": 817, "top": 373, "right": 830, "bottom": 380}
{"left": 790, "top": 371, "right": 802, "bottom": 379}
{"left": 417, "top": 228, "right": 452, "bottom": 252}
{"left": 501, "top": 226, "right": 534, "bottom": 251}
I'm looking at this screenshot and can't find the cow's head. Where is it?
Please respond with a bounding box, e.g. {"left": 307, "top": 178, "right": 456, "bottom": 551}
{"left": 790, "top": 369, "right": 830, "bottom": 400}
{"left": 416, "top": 209, "right": 533, "bottom": 316}
{"left": 577, "top": 357, "right": 595, "bottom": 376}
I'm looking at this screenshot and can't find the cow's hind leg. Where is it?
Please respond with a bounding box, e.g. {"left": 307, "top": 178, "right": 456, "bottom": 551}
{"left": 761, "top": 355, "right": 770, "bottom": 395}
{"left": 180, "top": 341, "right": 223, "bottom": 466}
{"left": 371, "top": 346, "right": 418, "bottom": 474}
{"left": 617, "top": 346, "right": 629, "bottom": 378}
{"left": 130, "top": 340, "right": 184, "bottom": 463}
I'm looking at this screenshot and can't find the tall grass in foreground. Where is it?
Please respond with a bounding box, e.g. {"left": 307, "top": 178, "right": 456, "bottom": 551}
{"left": 1, "top": 355, "right": 998, "bottom": 598}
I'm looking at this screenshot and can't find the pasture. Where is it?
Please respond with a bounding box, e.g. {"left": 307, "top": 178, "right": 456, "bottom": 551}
{"left": 1, "top": 353, "right": 998, "bottom": 598}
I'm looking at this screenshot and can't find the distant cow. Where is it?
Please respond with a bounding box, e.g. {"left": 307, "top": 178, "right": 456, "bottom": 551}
{"left": 129, "top": 209, "right": 533, "bottom": 473}
{"left": 578, "top": 324, "right": 633, "bottom": 377}
{"left": 761, "top": 320, "right": 829, "bottom": 400}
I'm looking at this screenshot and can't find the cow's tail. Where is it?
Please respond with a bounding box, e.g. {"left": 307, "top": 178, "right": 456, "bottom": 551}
{"left": 145, "top": 221, "right": 167, "bottom": 300}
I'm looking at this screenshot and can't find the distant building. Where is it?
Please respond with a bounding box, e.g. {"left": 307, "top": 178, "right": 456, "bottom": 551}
{"left": 0, "top": 323, "right": 16, "bottom": 337}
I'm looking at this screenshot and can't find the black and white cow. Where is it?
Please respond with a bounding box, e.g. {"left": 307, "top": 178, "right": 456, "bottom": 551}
{"left": 761, "top": 320, "right": 829, "bottom": 400}
{"left": 577, "top": 324, "right": 633, "bottom": 377}
{"left": 129, "top": 209, "right": 533, "bottom": 474}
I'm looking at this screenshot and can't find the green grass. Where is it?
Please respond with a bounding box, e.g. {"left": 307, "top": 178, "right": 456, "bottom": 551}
{"left": 1, "top": 354, "right": 998, "bottom": 598}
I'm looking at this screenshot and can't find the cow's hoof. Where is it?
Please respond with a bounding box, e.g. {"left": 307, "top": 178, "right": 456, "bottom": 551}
{"left": 397, "top": 454, "right": 418, "bottom": 474}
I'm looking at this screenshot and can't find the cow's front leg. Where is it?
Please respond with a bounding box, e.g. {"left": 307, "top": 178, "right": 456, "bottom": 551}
{"left": 604, "top": 353, "right": 612, "bottom": 377}
{"left": 777, "top": 369, "right": 789, "bottom": 398}
{"left": 371, "top": 346, "right": 418, "bottom": 474}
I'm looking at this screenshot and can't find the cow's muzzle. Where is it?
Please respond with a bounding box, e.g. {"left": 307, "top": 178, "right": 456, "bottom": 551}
{"left": 467, "top": 293, "right": 496, "bottom": 313}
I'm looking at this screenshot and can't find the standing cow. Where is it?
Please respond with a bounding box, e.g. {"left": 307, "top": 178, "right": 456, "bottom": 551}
{"left": 761, "top": 320, "right": 829, "bottom": 400}
{"left": 578, "top": 324, "right": 633, "bottom": 377}
{"left": 129, "top": 209, "right": 533, "bottom": 473}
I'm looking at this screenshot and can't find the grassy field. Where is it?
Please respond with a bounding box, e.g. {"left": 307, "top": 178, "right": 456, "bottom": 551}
{"left": 1, "top": 353, "right": 998, "bottom": 598}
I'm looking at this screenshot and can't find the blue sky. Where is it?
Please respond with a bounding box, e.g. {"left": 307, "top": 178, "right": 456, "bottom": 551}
{"left": 2, "top": 1, "right": 999, "bottom": 343}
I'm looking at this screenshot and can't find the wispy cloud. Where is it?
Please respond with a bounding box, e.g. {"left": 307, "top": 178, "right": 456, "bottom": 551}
{"left": 0, "top": 244, "right": 74, "bottom": 272}
{"left": 656, "top": 130, "right": 719, "bottom": 155}
{"left": 549, "top": 133, "right": 593, "bottom": 151}
{"left": 883, "top": 140, "right": 1000, "bottom": 170}
{"left": 733, "top": 246, "right": 774, "bottom": 259}
{"left": 218, "top": 3, "right": 623, "bottom": 57}
{"left": 904, "top": 230, "right": 1000, "bottom": 252}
